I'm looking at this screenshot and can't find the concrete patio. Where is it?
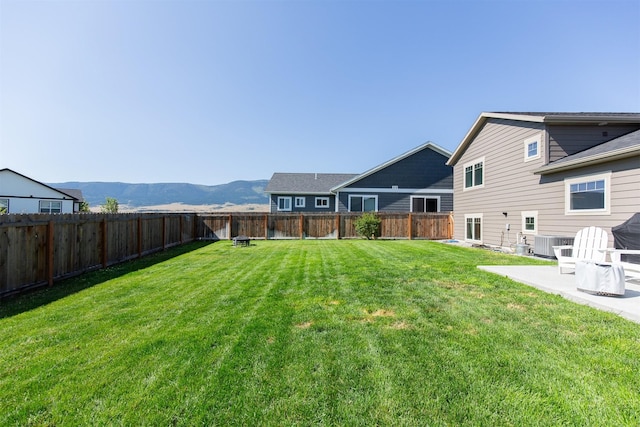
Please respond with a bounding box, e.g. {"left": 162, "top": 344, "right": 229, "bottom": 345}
{"left": 479, "top": 265, "right": 640, "bottom": 324}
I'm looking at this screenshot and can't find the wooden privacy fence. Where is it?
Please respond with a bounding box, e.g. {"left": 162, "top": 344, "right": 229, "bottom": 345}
{"left": 199, "top": 212, "right": 453, "bottom": 241}
{"left": 0, "top": 213, "right": 197, "bottom": 298}
{"left": 1, "top": 212, "right": 452, "bottom": 298}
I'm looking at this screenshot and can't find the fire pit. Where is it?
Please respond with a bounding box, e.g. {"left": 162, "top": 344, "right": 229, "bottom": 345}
{"left": 233, "top": 235, "right": 250, "bottom": 247}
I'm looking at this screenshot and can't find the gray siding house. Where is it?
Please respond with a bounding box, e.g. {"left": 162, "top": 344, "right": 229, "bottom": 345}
{"left": 265, "top": 173, "right": 358, "bottom": 213}
{"left": 266, "top": 142, "right": 453, "bottom": 214}
{"left": 446, "top": 112, "right": 640, "bottom": 248}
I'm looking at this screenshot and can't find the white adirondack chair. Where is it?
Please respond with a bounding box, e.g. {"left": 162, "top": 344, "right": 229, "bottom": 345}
{"left": 552, "top": 226, "right": 608, "bottom": 274}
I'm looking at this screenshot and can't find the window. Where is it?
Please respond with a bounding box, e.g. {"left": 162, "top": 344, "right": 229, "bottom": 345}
{"left": 411, "top": 196, "right": 439, "bottom": 213}
{"left": 315, "top": 197, "right": 330, "bottom": 208}
{"left": 464, "top": 214, "right": 482, "bottom": 242}
{"left": 277, "top": 197, "right": 292, "bottom": 211}
{"left": 39, "top": 200, "right": 62, "bottom": 213}
{"left": 565, "top": 172, "right": 611, "bottom": 215}
{"left": 524, "top": 134, "right": 541, "bottom": 161}
{"left": 0, "top": 198, "right": 8, "bottom": 214}
{"left": 463, "top": 157, "right": 484, "bottom": 190}
{"left": 521, "top": 211, "right": 538, "bottom": 234}
{"left": 295, "top": 197, "right": 305, "bottom": 208}
{"left": 349, "top": 195, "right": 377, "bottom": 212}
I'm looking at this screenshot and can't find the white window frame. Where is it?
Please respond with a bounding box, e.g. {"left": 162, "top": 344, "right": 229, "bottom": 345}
{"left": 410, "top": 195, "right": 440, "bottom": 213}
{"left": 277, "top": 196, "right": 292, "bottom": 212}
{"left": 464, "top": 213, "right": 483, "bottom": 243}
{"left": 523, "top": 134, "right": 541, "bottom": 162}
{"left": 39, "top": 200, "right": 62, "bottom": 213}
{"left": 315, "top": 197, "right": 330, "bottom": 209}
{"left": 0, "top": 198, "right": 8, "bottom": 214}
{"left": 294, "top": 197, "right": 305, "bottom": 208}
{"left": 348, "top": 195, "right": 378, "bottom": 212}
{"left": 462, "top": 157, "right": 485, "bottom": 191}
{"left": 521, "top": 211, "right": 538, "bottom": 234}
{"left": 564, "top": 172, "right": 611, "bottom": 215}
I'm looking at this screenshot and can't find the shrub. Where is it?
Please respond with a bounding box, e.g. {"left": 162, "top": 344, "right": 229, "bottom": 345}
{"left": 100, "top": 197, "right": 119, "bottom": 213}
{"left": 354, "top": 212, "right": 381, "bottom": 240}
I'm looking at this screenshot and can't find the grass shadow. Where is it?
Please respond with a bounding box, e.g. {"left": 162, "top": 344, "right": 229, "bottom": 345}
{"left": 0, "top": 240, "right": 215, "bottom": 319}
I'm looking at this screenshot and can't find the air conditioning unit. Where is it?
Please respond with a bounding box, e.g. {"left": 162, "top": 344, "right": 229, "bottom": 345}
{"left": 534, "top": 235, "right": 575, "bottom": 258}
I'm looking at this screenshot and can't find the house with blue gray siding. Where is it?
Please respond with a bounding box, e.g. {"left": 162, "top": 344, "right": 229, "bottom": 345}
{"left": 265, "top": 142, "right": 453, "bottom": 213}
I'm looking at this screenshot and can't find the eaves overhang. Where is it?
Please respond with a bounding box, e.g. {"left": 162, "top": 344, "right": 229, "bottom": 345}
{"left": 447, "top": 112, "right": 640, "bottom": 166}
{"left": 533, "top": 146, "right": 640, "bottom": 175}
{"left": 447, "top": 113, "right": 545, "bottom": 166}
{"left": 0, "top": 168, "right": 80, "bottom": 201}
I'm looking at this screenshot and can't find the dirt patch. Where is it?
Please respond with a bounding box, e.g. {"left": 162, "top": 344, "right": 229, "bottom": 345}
{"left": 507, "top": 303, "right": 527, "bottom": 311}
{"left": 295, "top": 321, "right": 313, "bottom": 329}
{"left": 357, "top": 309, "right": 397, "bottom": 324}
{"left": 365, "top": 309, "right": 396, "bottom": 317}
{"left": 388, "top": 321, "right": 412, "bottom": 330}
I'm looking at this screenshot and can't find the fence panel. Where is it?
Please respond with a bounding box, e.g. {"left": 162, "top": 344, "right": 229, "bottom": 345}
{"left": 304, "top": 214, "right": 338, "bottom": 239}
{"left": 268, "top": 215, "right": 300, "bottom": 239}
{"left": 139, "top": 216, "right": 162, "bottom": 255}
{"left": 232, "top": 214, "right": 267, "bottom": 239}
{"left": 181, "top": 214, "right": 196, "bottom": 243}
{"left": 107, "top": 215, "right": 139, "bottom": 264}
{"left": 199, "top": 215, "right": 229, "bottom": 240}
{"left": 0, "top": 222, "right": 48, "bottom": 294}
{"left": 412, "top": 213, "right": 451, "bottom": 239}
{"left": 53, "top": 216, "right": 102, "bottom": 278}
{"left": 380, "top": 213, "right": 409, "bottom": 239}
{"left": 340, "top": 214, "right": 361, "bottom": 239}
{"left": 165, "top": 215, "right": 182, "bottom": 247}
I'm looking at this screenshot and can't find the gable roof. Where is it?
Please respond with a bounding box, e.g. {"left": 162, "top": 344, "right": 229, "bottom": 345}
{"left": 331, "top": 142, "right": 451, "bottom": 192}
{"left": 0, "top": 168, "right": 81, "bottom": 201}
{"left": 265, "top": 173, "right": 358, "bottom": 195}
{"left": 447, "top": 112, "right": 640, "bottom": 166}
{"left": 534, "top": 129, "right": 640, "bottom": 175}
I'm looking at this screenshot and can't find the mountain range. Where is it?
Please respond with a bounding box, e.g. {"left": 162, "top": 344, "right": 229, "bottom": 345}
{"left": 47, "top": 180, "right": 270, "bottom": 208}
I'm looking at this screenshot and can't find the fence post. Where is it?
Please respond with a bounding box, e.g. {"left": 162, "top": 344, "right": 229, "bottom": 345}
{"left": 448, "top": 212, "right": 454, "bottom": 239}
{"left": 162, "top": 216, "right": 167, "bottom": 249}
{"left": 299, "top": 214, "right": 304, "bottom": 239}
{"left": 179, "top": 215, "right": 183, "bottom": 244}
{"left": 228, "top": 214, "right": 232, "bottom": 239}
{"left": 264, "top": 214, "right": 269, "bottom": 240}
{"left": 408, "top": 213, "right": 413, "bottom": 240}
{"left": 193, "top": 213, "right": 198, "bottom": 241}
{"left": 47, "top": 220, "right": 54, "bottom": 286}
{"left": 336, "top": 214, "right": 340, "bottom": 239}
{"left": 137, "top": 216, "right": 143, "bottom": 258}
{"left": 101, "top": 218, "right": 108, "bottom": 268}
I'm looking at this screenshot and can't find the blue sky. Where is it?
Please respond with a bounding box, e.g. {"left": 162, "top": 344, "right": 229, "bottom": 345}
{"left": 1, "top": 0, "right": 639, "bottom": 185}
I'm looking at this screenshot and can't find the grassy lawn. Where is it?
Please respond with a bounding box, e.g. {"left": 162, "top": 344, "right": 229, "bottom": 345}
{"left": 1, "top": 240, "right": 639, "bottom": 426}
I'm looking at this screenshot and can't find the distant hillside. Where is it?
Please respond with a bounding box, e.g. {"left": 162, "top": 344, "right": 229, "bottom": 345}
{"left": 47, "top": 180, "right": 269, "bottom": 208}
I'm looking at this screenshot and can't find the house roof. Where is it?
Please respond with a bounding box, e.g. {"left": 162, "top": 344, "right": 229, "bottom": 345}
{"left": 0, "top": 168, "right": 81, "bottom": 201}
{"left": 55, "top": 188, "right": 85, "bottom": 201}
{"left": 534, "top": 129, "right": 640, "bottom": 175}
{"left": 447, "top": 112, "right": 640, "bottom": 166}
{"left": 330, "top": 142, "right": 451, "bottom": 192}
{"left": 265, "top": 173, "right": 358, "bottom": 195}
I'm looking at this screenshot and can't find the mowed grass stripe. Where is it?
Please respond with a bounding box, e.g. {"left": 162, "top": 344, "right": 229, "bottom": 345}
{"left": 1, "top": 240, "right": 639, "bottom": 426}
